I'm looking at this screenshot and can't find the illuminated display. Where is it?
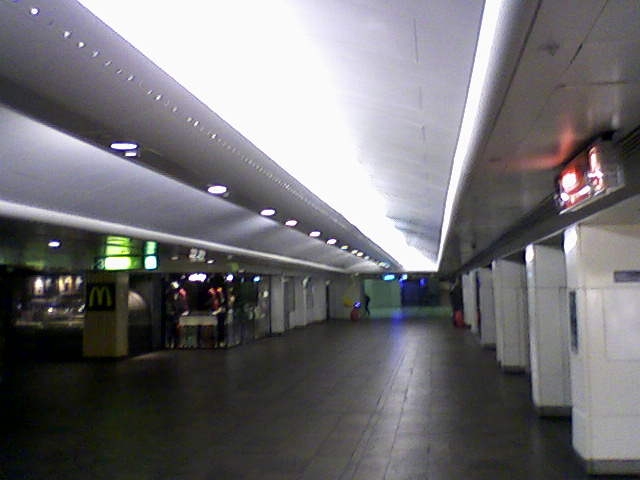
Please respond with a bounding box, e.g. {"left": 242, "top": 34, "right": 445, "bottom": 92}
{"left": 96, "top": 237, "right": 158, "bottom": 271}
{"left": 555, "top": 142, "right": 623, "bottom": 213}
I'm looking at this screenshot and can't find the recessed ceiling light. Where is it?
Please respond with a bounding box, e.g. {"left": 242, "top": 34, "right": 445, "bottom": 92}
{"left": 124, "top": 150, "right": 137, "bottom": 157}
{"left": 284, "top": 219, "right": 298, "bottom": 227}
{"left": 309, "top": 231, "right": 321, "bottom": 238}
{"left": 110, "top": 141, "right": 138, "bottom": 151}
{"left": 326, "top": 238, "right": 337, "bottom": 245}
{"left": 30, "top": 7, "right": 40, "bottom": 15}
{"left": 260, "top": 208, "right": 276, "bottom": 217}
{"left": 357, "top": 252, "right": 364, "bottom": 257}
{"left": 170, "top": 255, "right": 179, "bottom": 261}
{"left": 207, "top": 185, "right": 228, "bottom": 195}
{"left": 48, "top": 240, "right": 61, "bottom": 248}
{"left": 351, "top": 249, "right": 358, "bottom": 254}
{"left": 341, "top": 245, "right": 349, "bottom": 250}
{"left": 206, "top": 259, "right": 215, "bottom": 264}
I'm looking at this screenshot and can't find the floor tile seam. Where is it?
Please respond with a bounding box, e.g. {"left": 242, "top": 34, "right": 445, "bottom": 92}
{"left": 337, "top": 345, "right": 410, "bottom": 480}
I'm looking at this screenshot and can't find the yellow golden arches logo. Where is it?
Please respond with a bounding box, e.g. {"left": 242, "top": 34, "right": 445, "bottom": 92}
{"left": 86, "top": 283, "right": 116, "bottom": 311}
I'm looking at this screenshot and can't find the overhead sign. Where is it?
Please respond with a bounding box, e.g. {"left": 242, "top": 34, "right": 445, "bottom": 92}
{"left": 95, "top": 237, "right": 158, "bottom": 271}
{"left": 86, "top": 282, "right": 116, "bottom": 311}
{"left": 555, "top": 142, "right": 624, "bottom": 213}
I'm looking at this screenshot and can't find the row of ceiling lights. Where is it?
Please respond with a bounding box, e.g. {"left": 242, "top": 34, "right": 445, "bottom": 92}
{"left": 108, "top": 141, "right": 390, "bottom": 268}
{"left": 16, "top": 1, "right": 392, "bottom": 270}
{"left": 208, "top": 184, "right": 388, "bottom": 265}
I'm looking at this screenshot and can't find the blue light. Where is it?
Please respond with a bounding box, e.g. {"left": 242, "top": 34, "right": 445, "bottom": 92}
{"left": 382, "top": 274, "right": 396, "bottom": 281}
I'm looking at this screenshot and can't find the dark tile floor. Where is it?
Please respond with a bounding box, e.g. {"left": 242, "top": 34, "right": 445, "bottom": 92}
{"left": 1, "top": 314, "right": 638, "bottom": 479}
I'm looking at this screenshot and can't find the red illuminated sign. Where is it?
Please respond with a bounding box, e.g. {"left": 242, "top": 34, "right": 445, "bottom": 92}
{"left": 555, "top": 142, "right": 623, "bottom": 213}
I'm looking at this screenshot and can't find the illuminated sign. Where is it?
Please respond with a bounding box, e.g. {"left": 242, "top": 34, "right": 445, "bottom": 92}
{"left": 555, "top": 142, "right": 623, "bottom": 213}
{"left": 86, "top": 282, "right": 116, "bottom": 311}
{"left": 96, "top": 237, "right": 158, "bottom": 271}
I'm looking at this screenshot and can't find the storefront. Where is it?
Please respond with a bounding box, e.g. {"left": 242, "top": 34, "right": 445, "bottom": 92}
{"left": 163, "top": 272, "right": 271, "bottom": 349}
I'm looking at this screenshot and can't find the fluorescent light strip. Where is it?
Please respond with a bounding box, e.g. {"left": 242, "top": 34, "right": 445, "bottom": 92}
{"left": 437, "top": 0, "right": 509, "bottom": 269}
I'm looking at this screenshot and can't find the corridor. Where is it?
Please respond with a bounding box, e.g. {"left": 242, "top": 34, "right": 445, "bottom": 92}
{"left": 1, "top": 314, "right": 630, "bottom": 479}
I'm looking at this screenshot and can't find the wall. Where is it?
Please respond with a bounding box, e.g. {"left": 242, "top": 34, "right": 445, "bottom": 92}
{"left": 270, "top": 276, "right": 285, "bottom": 334}
{"left": 363, "top": 279, "right": 401, "bottom": 309}
{"left": 329, "top": 276, "right": 362, "bottom": 320}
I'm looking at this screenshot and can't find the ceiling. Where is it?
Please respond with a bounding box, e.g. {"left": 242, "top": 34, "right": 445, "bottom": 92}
{"left": 1, "top": 0, "right": 640, "bottom": 276}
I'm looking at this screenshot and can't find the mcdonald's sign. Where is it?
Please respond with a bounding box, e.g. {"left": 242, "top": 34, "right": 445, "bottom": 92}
{"left": 86, "top": 282, "right": 116, "bottom": 311}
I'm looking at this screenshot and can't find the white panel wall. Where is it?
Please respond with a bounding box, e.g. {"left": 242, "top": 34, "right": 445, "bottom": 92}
{"left": 565, "top": 224, "right": 640, "bottom": 473}
{"left": 328, "top": 276, "right": 361, "bottom": 320}
{"left": 477, "top": 268, "right": 496, "bottom": 348}
{"left": 492, "top": 259, "right": 529, "bottom": 371}
{"left": 303, "top": 276, "right": 327, "bottom": 325}
{"left": 526, "top": 245, "right": 571, "bottom": 415}
{"left": 462, "top": 271, "right": 477, "bottom": 332}
{"left": 290, "top": 276, "right": 305, "bottom": 328}
{"left": 270, "top": 276, "right": 285, "bottom": 334}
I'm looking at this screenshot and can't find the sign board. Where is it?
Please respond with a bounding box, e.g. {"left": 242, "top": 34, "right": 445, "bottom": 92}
{"left": 86, "top": 282, "right": 116, "bottom": 311}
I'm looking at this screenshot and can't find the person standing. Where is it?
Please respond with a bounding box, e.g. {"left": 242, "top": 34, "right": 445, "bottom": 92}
{"left": 208, "top": 283, "right": 227, "bottom": 348}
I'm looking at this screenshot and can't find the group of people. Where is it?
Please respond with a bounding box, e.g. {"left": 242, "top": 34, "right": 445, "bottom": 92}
{"left": 164, "top": 278, "right": 232, "bottom": 349}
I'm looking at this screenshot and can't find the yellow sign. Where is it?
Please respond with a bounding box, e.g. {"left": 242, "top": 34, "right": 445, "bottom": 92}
{"left": 87, "top": 283, "right": 116, "bottom": 311}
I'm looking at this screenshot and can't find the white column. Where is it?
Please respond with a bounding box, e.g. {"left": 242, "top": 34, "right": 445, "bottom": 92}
{"left": 477, "top": 267, "right": 496, "bottom": 348}
{"left": 462, "top": 271, "right": 477, "bottom": 332}
{"left": 492, "top": 259, "right": 529, "bottom": 372}
{"left": 526, "top": 244, "right": 571, "bottom": 416}
{"left": 83, "top": 271, "right": 129, "bottom": 357}
{"left": 270, "top": 276, "right": 285, "bottom": 334}
{"left": 565, "top": 224, "right": 640, "bottom": 475}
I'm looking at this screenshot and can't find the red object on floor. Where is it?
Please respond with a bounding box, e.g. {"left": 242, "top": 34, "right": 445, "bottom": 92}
{"left": 453, "top": 310, "right": 465, "bottom": 328}
{"left": 350, "top": 307, "right": 360, "bottom": 322}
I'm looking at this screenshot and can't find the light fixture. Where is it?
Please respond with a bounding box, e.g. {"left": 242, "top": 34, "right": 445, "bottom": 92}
{"left": 351, "top": 249, "right": 358, "bottom": 254}
{"left": 110, "top": 141, "right": 138, "bottom": 151}
{"left": 124, "top": 150, "right": 137, "bottom": 158}
{"left": 48, "top": 240, "right": 61, "bottom": 248}
{"left": 356, "top": 251, "right": 364, "bottom": 257}
{"left": 326, "top": 238, "right": 337, "bottom": 245}
{"left": 207, "top": 185, "right": 228, "bottom": 195}
{"left": 206, "top": 259, "right": 215, "bottom": 264}
{"left": 284, "top": 219, "right": 298, "bottom": 227}
{"left": 341, "top": 245, "right": 349, "bottom": 250}
{"left": 170, "top": 255, "right": 179, "bottom": 261}
{"left": 260, "top": 208, "right": 276, "bottom": 217}
{"left": 188, "top": 273, "right": 208, "bottom": 283}
{"left": 309, "top": 231, "right": 321, "bottom": 238}
{"left": 30, "top": 7, "right": 39, "bottom": 16}
{"left": 225, "top": 274, "right": 234, "bottom": 282}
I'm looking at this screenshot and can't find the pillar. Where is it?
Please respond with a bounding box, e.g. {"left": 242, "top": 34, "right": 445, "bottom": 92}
{"left": 525, "top": 244, "right": 571, "bottom": 416}
{"left": 477, "top": 267, "right": 496, "bottom": 348}
{"left": 462, "top": 271, "right": 477, "bottom": 332}
{"left": 270, "top": 276, "right": 285, "bottom": 334}
{"left": 564, "top": 224, "right": 640, "bottom": 474}
{"left": 83, "top": 271, "right": 129, "bottom": 357}
{"left": 492, "top": 259, "right": 529, "bottom": 372}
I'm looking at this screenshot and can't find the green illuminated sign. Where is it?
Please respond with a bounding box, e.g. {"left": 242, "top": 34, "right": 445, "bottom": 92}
{"left": 95, "top": 237, "right": 158, "bottom": 271}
